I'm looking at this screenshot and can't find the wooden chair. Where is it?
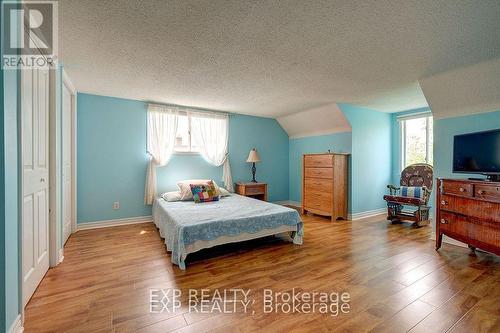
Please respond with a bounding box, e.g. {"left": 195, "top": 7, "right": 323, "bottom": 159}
{"left": 383, "top": 163, "right": 433, "bottom": 227}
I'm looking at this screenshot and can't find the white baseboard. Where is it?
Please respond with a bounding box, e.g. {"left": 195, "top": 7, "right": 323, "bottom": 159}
{"left": 275, "top": 200, "right": 301, "bottom": 208}
{"left": 77, "top": 215, "right": 153, "bottom": 231}
{"left": 8, "top": 315, "right": 23, "bottom": 333}
{"left": 277, "top": 201, "right": 385, "bottom": 221}
{"left": 430, "top": 232, "right": 467, "bottom": 248}
{"left": 348, "top": 208, "right": 386, "bottom": 221}
{"left": 58, "top": 248, "right": 64, "bottom": 264}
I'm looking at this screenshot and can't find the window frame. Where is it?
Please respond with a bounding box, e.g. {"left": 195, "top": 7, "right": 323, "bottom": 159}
{"left": 399, "top": 113, "right": 433, "bottom": 170}
{"left": 173, "top": 112, "right": 201, "bottom": 154}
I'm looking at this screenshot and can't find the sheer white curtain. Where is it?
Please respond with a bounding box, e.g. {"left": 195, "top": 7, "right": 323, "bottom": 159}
{"left": 144, "top": 104, "right": 178, "bottom": 204}
{"left": 190, "top": 111, "right": 234, "bottom": 192}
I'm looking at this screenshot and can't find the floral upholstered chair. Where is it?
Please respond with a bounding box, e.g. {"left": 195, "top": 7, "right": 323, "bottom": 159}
{"left": 383, "top": 163, "right": 433, "bottom": 227}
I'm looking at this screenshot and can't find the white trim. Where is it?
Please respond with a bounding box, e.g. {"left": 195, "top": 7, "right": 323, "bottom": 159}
{"left": 147, "top": 102, "right": 230, "bottom": 117}
{"left": 8, "top": 315, "right": 24, "bottom": 333}
{"left": 62, "top": 69, "right": 78, "bottom": 236}
{"left": 62, "top": 70, "right": 76, "bottom": 94}
{"left": 396, "top": 111, "right": 432, "bottom": 121}
{"left": 348, "top": 208, "right": 386, "bottom": 221}
{"left": 275, "top": 200, "right": 301, "bottom": 207}
{"left": 77, "top": 216, "right": 153, "bottom": 231}
{"left": 430, "top": 232, "right": 467, "bottom": 248}
{"left": 399, "top": 113, "right": 433, "bottom": 169}
{"left": 58, "top": 248, "right": 64, "bottom": 264}
{"left": 48, "top": 67, "right": 60, "bottom": 267}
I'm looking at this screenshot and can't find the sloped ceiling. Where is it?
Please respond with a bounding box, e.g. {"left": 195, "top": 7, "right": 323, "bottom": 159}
{"left": 59, "top": 0, "right": 500, "bottom": 118}
{"left": 419, "top": 59, "right": 500, "bottom": 120}
{"left": 277, "top": 104, "right": 351, "bottom": 138}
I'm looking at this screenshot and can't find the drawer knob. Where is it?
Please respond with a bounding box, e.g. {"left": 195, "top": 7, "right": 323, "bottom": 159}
{"left": 440, "top": 219, "right": 448, "bottom": 224}
{"left": 477, "top": 190, "right": 485, "bottom": 195}
{"left": 459, "top": 187, "right": 465, "bottom": 192}
{"left": 440, "top": 200, "right": 448, "bottom": 206}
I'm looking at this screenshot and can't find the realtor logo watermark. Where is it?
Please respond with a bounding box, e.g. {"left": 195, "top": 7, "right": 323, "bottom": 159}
{"left": 150, "top": 288, "right": 351, "bottom": 317}
{"left": 1, "top": 1, "right": 58, "bottom": 69}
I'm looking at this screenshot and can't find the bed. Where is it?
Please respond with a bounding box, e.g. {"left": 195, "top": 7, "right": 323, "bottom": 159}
{"left": 152, "top": 194, "right": 303, "bottom": 269}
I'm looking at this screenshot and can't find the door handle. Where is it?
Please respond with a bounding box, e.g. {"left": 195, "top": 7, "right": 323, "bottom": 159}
{"left": 440, "top": 200, "right": 448, "bottom": 206}
{"left": 40, "top": 178, "right": 45, "bottom": 182}
{"left": 440, "top": 219, "right": 448, "bottom": 224}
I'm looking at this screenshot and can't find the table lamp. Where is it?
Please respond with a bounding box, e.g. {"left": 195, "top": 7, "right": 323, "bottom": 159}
{"left": 246, "top": 148, "right": 261, "bottom": 183}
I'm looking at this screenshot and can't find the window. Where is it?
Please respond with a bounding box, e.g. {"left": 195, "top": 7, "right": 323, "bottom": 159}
{"left": 400, "top": 114, "right": 433, "bottom": 168}
{"left": 174, "top": 113, "right": 201, "bottom": 153}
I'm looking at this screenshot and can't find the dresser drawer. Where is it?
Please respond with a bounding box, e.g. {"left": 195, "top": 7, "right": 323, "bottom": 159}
{"left": 304, "top": 154, "right": 333, "bottom": 168}
{"left": 304, "top": 167, "right": 333, "bottom": 179}
{"left": 304, "top": 191, "right": 332, "bottom": 213}
{"left": 475, "top": 184, "right": 500, "bottom": 203}
{"left": 442, "top": 180, "right": 473, "bottom": 198}
{"left": 440, "top": 194, "right": 500, "bottom": 222}
{"left": 439, "top": 211, "right": 467, "bottom": 235}
{"left": 304, "top": 178, "right": 332, "bottom": 193}
{"left": 243, "top": 184, "right": 266, "bottom": 195}
{"left": 440, "top": 212, "right": 500, "bottom": 247}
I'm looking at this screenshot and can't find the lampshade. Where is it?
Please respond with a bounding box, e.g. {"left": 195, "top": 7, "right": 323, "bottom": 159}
{"left": 246, "top": 148, "right": 261, "bottom": 163}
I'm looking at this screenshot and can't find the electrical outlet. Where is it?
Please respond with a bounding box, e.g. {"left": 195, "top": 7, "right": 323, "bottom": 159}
{"left": 113, "top": 201, "right": 120, "bottom": 210}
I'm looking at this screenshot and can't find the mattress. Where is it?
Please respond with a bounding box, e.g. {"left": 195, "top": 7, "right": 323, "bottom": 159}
{"left": 152, "top": 194, "right": 303, "bottom": 269}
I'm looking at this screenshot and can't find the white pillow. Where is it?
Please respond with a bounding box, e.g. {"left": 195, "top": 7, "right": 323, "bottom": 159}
{"left": 161, "top": 191, "right": 182, "bottom": 202}
{"left": 177, "top": 179, "right": 221, "bottom": 200}
{"left": 218, "top": 187, "right": 231, "bottom": 197}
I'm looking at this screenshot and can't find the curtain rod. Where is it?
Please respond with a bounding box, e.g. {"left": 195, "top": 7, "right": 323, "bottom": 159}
{"left": 147, "top": 102, "right": 232, "bottom": 116}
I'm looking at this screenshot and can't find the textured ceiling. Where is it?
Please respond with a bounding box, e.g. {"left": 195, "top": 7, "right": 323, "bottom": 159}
{"left": 59, "top": 0, "right": 500, "bottom": 117}
{"left": 420, "top": 59, "right": 500, "bottom": 119}
{"left": 277, "top": 104, "right": 351, "bottom": 138}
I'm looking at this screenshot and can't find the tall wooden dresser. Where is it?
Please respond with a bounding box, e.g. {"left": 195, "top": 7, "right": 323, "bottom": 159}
{"left": 301, "top": 153, "right": 349, "bottom": 221}
{"left": 436, "top": 178, "right": 500, "bottom": 255}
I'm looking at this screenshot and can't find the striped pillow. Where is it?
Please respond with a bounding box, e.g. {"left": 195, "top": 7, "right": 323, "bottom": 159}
{"left": 400, "top": 186, "right": 425, "bottom": 199}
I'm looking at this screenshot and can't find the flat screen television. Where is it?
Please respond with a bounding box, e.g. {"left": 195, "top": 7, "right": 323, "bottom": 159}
{"left": 453, "top": 129, "right": 500, "bottom": 181}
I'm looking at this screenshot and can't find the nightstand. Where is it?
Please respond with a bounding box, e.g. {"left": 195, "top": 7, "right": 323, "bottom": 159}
{"left": 235, "top": 182, "right": 268, "bottom": 201}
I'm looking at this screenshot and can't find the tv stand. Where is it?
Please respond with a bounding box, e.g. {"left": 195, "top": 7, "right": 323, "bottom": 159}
{"left": 436, "top": 178, "right": 499, "bottom": 256}
{"left": 467, "top": 175, "right": 500, "bottom": 182}
{"left": 486, "top": 174, "right": 500, "bottom": 182}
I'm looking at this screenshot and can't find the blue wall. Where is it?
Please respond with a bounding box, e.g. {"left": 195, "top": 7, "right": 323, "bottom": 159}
{"left": 432, "top": 110, "right": 500, "bottom": 231}
{"left": 157, "top": 113, "right": 290, "bottom": 202}
{"left": 77, "top": 93, "right": 289, "bottom": 223}
{"left": 339, "top": 104, "right": 392, "bottom": 214}
{"left": 288, "top": 132, "right": 352, "bottom": 203}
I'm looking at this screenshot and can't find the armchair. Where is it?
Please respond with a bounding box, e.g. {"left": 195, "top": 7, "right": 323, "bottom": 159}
{"left": 383, "top": 163, "right": 433, "bottom": 227}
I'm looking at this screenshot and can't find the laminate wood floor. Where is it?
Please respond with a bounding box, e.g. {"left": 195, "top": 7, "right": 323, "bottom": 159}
{"left": 24, "top": 213, "right": 500, "bottom": 333}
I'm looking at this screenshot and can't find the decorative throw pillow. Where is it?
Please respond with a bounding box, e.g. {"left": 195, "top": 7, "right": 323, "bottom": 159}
{"left": 190, "top": 181, "right": 220, "bottom": 203}
{"left": 177, "top": 179, "right": 222, "bottom": 200}
{"left": 400, "top": 186, "right": 426, "bottom": 199}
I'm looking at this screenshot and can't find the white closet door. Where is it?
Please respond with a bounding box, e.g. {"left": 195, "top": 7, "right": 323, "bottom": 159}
{"left": 62, "top": 83, "right": 72, "bottom": 244}
{"left": 22, "top": 66, "right": 50, "bottom": 306}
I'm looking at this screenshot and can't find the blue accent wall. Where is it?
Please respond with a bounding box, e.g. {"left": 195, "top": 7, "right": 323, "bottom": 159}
{"left": 288, "top": 132, "right": 352, "bottom": 203}
{"left": 432, "top": 110, "right": 500, "bottom": 231}
{"left": 77, "top": 93, "right": 289, "bottom": 223}
{"left": 339, "top": 104, "right": 392, "bottom": 214}
{"left": 77, "top": 94, "right": 151, "bottom": 223}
